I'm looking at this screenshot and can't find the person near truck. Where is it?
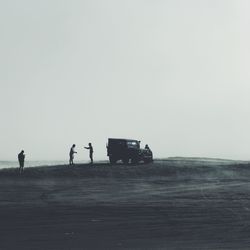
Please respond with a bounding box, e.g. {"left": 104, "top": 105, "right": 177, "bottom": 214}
{"left": 84, "top": 143, "right": 94, "bottom": 164}
{"left": 69, "top": 144, "right": 77, "bottom": 165}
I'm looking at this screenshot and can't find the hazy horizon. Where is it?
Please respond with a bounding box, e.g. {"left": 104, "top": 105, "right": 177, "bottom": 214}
{"left": 1, "top": 0, "right": 250, "bottom": 161}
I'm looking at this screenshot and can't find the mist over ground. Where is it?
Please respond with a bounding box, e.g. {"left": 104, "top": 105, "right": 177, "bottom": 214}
{"left": 1, "top": 1, "right": 250, "bottom": 161}
{"left": 1, "top": 159, "right": 250, "bottom": 249}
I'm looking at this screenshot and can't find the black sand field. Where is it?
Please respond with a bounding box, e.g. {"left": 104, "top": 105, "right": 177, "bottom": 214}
{"left": 1, "top": 158, "right": 250, "bottom": 249}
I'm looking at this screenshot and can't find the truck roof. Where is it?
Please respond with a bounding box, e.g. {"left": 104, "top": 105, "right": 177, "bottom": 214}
{"left": 108, "top": 138, "right": 139, "bottom": 142}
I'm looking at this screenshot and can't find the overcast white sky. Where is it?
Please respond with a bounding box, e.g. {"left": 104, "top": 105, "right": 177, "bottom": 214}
{"left": 1, "top": 0, "right": 250, "bottom": 161}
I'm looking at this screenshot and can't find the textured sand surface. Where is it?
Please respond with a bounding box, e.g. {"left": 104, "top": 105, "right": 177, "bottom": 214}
{"left": 0, "top": 159, "right": 250, "bottom": 249}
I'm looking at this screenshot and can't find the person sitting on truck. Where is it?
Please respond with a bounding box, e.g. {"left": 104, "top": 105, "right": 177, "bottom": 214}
{"left": 145, "top": 144, "right": 150, "bottom": 150}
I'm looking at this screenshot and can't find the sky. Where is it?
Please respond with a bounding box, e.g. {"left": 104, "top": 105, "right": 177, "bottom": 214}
{"left": 1, "top": 0, "right": 250, "bottom": 161}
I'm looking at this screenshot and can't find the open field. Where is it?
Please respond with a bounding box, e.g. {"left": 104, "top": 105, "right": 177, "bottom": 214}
{"left": 1, "top": 159, "right": 250, "bottom": 249}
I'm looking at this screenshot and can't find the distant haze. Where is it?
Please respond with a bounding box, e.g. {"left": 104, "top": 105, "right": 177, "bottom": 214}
{"left": 1, "top": 0, "right": 250, "bottom": 161}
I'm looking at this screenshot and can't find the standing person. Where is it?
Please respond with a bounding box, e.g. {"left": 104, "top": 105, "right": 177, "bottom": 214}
{"left": 69, "top": 144, "right": 77, "bottom": 165}
{"left": 18, "top": 150, "right": 25, "bottom": 174}
{"left": 84, "top": 143, "right": 94, "bottom": 164}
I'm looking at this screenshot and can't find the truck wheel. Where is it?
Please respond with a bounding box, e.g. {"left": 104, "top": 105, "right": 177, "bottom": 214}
{"left": 109, "top": 156, "right": 116, "bottom": 164}
{"left": 131, "top": 158, "right": 139, "bottom": 164}
{"left": 122, "top": 158, "right": 129, "bottom": 164}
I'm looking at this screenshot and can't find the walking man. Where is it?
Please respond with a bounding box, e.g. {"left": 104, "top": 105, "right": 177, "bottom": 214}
{"left": 69, "top": 144, "right": 77, "bottom": 165}
{"left": 84, "top": 143, "right": 94, "bottom": 164}
{"left": 18, "top": 150, "right": 25, "bottom": 174}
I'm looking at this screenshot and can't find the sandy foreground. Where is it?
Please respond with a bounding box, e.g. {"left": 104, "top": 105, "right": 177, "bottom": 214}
{"left": 0, "top": 159, "right": 250, "bottom": 250}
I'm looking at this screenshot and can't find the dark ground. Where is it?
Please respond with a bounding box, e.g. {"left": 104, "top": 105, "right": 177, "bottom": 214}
{"left": 1, "top": 159, "right": 250, "bottom": 249}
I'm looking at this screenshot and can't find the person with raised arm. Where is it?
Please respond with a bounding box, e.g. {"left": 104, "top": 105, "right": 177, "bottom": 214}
{"left": 84, "top": 143, "right": 94, "bottom": 164}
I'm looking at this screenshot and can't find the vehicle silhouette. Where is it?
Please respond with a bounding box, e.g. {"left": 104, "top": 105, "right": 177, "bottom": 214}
{"left": 107, "top": 138, "right": 153, "bottom": 164}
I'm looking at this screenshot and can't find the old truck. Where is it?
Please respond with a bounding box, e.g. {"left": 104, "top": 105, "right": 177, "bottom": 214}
{"left": 107, "top": 138, "right": 153, "bottom": 164}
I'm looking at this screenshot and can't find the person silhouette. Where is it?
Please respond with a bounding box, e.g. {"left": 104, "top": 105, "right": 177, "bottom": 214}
{"left": 84, "top": 143, "right": 94, "bottom": 164}
{"left": 145, "top": 144, "right": 150, "bottom": 150}
{"left": 69, "top": 144, "right": 77, "bottom": 165}
{"left": 18, "top": 150, "right": 25, "bottom": 174}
